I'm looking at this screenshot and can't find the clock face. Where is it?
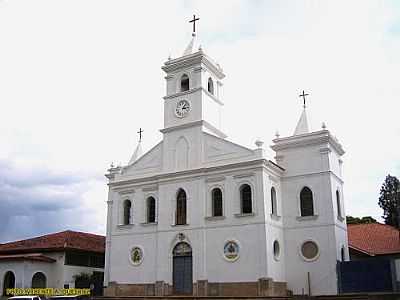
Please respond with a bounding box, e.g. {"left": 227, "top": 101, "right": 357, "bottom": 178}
{"left": 175, "top": 99, "right": 191, "bottom": 118}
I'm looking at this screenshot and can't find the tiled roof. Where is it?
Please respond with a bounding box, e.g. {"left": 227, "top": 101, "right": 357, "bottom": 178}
{"left": 348, "top": 223, "right": 400, "bottom": 256}
{"left": 0, "top": 253, "right": 56, "bottom": 263}
{"left": 0, "top": 230, "right": 105, "bottom": 254}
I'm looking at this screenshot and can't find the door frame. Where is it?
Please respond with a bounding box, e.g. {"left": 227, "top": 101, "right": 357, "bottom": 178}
{"left": 172, "top": 242, "right": 193, "bottom": 295}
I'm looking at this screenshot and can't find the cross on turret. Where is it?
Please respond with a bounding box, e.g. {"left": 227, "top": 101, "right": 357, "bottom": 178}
{"left": 189, "top": 14, "right": 200, "bottom": 34}
{"left": 299, "top": 90, "right": 309, "bottom": 108}
{"left": 137, "top": 128, "right": 144, "bottom": 142}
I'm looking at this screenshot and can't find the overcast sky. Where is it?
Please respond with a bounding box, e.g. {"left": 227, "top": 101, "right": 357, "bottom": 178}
{"left": 1, "top": 1, "right": 399, "bottom": 243}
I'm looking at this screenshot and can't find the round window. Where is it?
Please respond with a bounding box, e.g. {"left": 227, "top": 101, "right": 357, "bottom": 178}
{"left": 273, "top": 240, "right": 280, "bottom": 260}
{"left": 301, "top": 241, "right": 319, "bottom": 261}
{"left": 130, "top": 247, "right": 143, "bottom": 266}
{"left": 223, "top": 240, "right": 240, "bottom": 262}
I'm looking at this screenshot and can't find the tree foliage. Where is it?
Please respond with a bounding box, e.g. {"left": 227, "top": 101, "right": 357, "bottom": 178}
{"left": 378, "top": 174, "right": 400, "bottom": 228}
{"left": 346, "top": 215, "right": 377, "bottom": 224}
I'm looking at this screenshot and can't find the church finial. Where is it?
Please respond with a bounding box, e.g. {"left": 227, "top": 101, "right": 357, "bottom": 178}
{"left": 299, "top": 90, "right": 309, "bottom": 109}
{"left": 137, "top": 128, "right": 144, "bottom": 142}
{"left": 293, "top": 91, "right": 310, "bottom": 135}
{"left": 189, "top": 14, "right": 200, "bottom": 34}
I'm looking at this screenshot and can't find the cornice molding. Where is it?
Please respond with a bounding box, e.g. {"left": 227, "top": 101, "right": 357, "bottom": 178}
{"left": 271, "top": 130, "right": 345, "bottom": 156}
{"left": 142, "top": 185, "right": 158, "bottom": 192}
{"left": 281, "top": 170, "right": 344, "bottom": 184}
{"left": 110, "top": 158, "right": 267, "bottom": 189}
{"left": 164, "top": 87, "right": 224, "bottom": 106}
{"left": 159, "top": 120, "right": 227, "bottom": 139}
{"left": 160, "top": 120, "right": 203, "bottom": 134}
{"left": 233, "top": 172, "right": 255, "bottom": 179}
{"left": 162, "top": 51, "right": 225, "bottom": 79}
{"left": 205, "top": 176, "right": 226, "bottom": 183}
{"left": 163, "top": 87, "right": 202, "bottom": 100}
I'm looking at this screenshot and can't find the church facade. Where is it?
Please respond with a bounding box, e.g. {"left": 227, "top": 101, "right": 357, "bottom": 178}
{"left": 103, "top": 33, "right": 348, "bottom": 297}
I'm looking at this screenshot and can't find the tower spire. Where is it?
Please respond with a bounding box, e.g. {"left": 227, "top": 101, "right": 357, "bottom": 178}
{"left": 182, "top": 14, "right": 200, "bottom": 56}
{"left": 293, "top": 91, "right": 310, "bottom": 135}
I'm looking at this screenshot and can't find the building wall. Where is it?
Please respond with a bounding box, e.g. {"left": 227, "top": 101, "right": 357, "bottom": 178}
{"left": 0, "top": 251, "right": 105, "bottom": 293}
{"left": 0, "top": 252, "right": 63, "bottom": 291}
{"left": 108, "top": 168, "right": 273, "bottom": 286}
{"left": 275, "top": 134, "right": 346, "bottom": 295}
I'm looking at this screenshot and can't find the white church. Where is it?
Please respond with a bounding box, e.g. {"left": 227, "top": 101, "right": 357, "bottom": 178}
{"left": 103, "top": 24, "right": 348, "bottom": 297}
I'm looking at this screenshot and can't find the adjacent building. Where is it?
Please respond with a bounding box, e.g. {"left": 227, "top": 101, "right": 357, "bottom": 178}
{"left": 0, "top": 230, "right": 105, "bottom": 296}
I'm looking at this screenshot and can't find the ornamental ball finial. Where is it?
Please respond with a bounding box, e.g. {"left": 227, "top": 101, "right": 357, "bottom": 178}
{"left": 255, "top": 139, "right": 264, "bottom": 149}
{"left": 275, "top": 130, "right": 280, "bottom": 138}
{"left": 322, "top": 122, "right": 327, "bottom": 130}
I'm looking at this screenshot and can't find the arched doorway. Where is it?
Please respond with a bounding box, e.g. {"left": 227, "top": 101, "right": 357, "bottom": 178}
{"left": 2, "top": 271, "right": 15, "bottom": 296}
{"left": 173, "top": 242, "right": 192, "bottom": 294}
{"left": 31, "top": 272, "right": 46, "bottom": 288}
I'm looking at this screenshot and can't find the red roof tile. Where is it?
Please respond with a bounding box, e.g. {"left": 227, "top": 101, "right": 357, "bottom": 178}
{"left": 348, "top": 223, "right": 400, "bottom": 256}
{"left": 0, "top": 230, "right": 105, "bottom": 254}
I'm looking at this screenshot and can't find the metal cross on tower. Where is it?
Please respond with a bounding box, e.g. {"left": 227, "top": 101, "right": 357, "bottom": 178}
{"left": 299, "top": 90, "right": 309, "bottom": 108}
{"left": 189, "top": 14, "right": 200, "bottom": 33}
{"left": 137, "top": 128, "right": 144, "bottom": 142}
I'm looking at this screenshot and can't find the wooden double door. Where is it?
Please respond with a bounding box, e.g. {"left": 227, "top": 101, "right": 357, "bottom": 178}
{"left": 172, "top": 242, "right": 192, "bottom": 294}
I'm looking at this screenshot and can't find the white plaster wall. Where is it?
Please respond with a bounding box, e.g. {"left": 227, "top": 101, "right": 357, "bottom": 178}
{"left": 162, "top": 126, "right": 203, "bottom": 172}
{"left": 205, "top": 224, "right": 268, "bottom": 282}
{"left": 284, "top": 227, "right": 338, "bottom": 295}
{"left": 281, "top": 173, "right": 335, "bottom": 228}
{"left": 108, "top": 168, "right": 275, "bottom": 285}
{"left": 275, "top": 144, "right": 329, "bottom": 177}
{"left": 0, "top": 252, "right": 64, "bottom": 290}
{"left": 109, "top": 233, "right": 157, "bottom": 284}
{"left": 164, "top": 90, "right": 203, "bottom": 129}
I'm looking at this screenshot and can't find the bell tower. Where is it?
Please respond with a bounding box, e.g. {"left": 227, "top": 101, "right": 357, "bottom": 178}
{"left": 161, "top": 33, "right": 226, "bottom": 138}
{"left": 160, "top": 21, "right": 226, "bottom": 172}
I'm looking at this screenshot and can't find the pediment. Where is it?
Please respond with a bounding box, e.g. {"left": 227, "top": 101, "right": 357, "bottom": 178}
{"left": 123, "top": 142, "right": 163, "bottom": 175}
{"left": 204, "top": 133, "right": 255, "bottom": 163}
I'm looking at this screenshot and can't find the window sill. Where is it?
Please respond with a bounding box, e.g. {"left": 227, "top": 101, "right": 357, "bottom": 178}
{"left": 117, "top": 224, "right": 134, "bottom": 229}
{"left": 337, "top": 215, "right": 345, "bottom": 222}
{"left": 296, "top": 215, "right": 318, "bottom": 221}
{"left": 205, "top": 216, "right": 226, "bottom": 221}
{"left": 270, "top": 214, "right": 281, "bottom": 221}
{"left": 140, "top": 222, "right": 158, "bottom": 226}
{"left": 234, "top": 212, "right": 255, "bottom": 218}
{"left": 171, "top": 223, "right": 190, "bottom": 227}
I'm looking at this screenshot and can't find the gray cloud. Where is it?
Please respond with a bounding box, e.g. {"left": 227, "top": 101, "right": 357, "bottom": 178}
{"left": 0, "top": 159, "right": 102, "bottom": 243}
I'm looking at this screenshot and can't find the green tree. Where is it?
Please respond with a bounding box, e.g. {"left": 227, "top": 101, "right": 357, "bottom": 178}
{"left": 346, "top": 215, "right": 377, "bottom": 224}
{"left": 378, "top": 174, "right": 400, "bottom": 228}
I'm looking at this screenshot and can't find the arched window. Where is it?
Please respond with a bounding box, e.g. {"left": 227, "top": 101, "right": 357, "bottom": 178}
{"left": 2, "top": 271, "right": 15, "bottom": 296}
{"left": 207, "top": 77, "right": 214, "bottom": 95}
{"left": 123, "top": 199, "right": 132, "bottom": 225}
{"left": 240, "top": 184, "right": 252, "bottom": 214}
{"left": 176, "top": 189, "right": 187, "bottom": 225}
{"left": 271, "top": 187, "right": 277, "bottom": 215}
{"left": 212, "top": 188, "right": 223, "bottom": 217}
{"left": 31, "top": 272, "right": 47, "bottom": 288}
{"left": 336, "top": 190, "right": 342, "bottom": 219}
{"left": 147, "top": 196, "right": 156, "bottom": 223}
{"left": 300, "top": 187, "right": 314, "bottom": 216}
{"left": 180, "top": 74, "right": 189, "bottom": 92}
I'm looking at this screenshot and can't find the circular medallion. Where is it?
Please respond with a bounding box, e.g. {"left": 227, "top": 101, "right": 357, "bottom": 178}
{"left": 300, "top": 240, "right": 319, "bottom": 261}
{"left": 175, "top": 99, "right": 191, "bottom": 118}
{"left": 129, "top": 246, "right": 143, "bottom": 266}
{"left": 223, "top": 240, "right": 240, "bottom": 262}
